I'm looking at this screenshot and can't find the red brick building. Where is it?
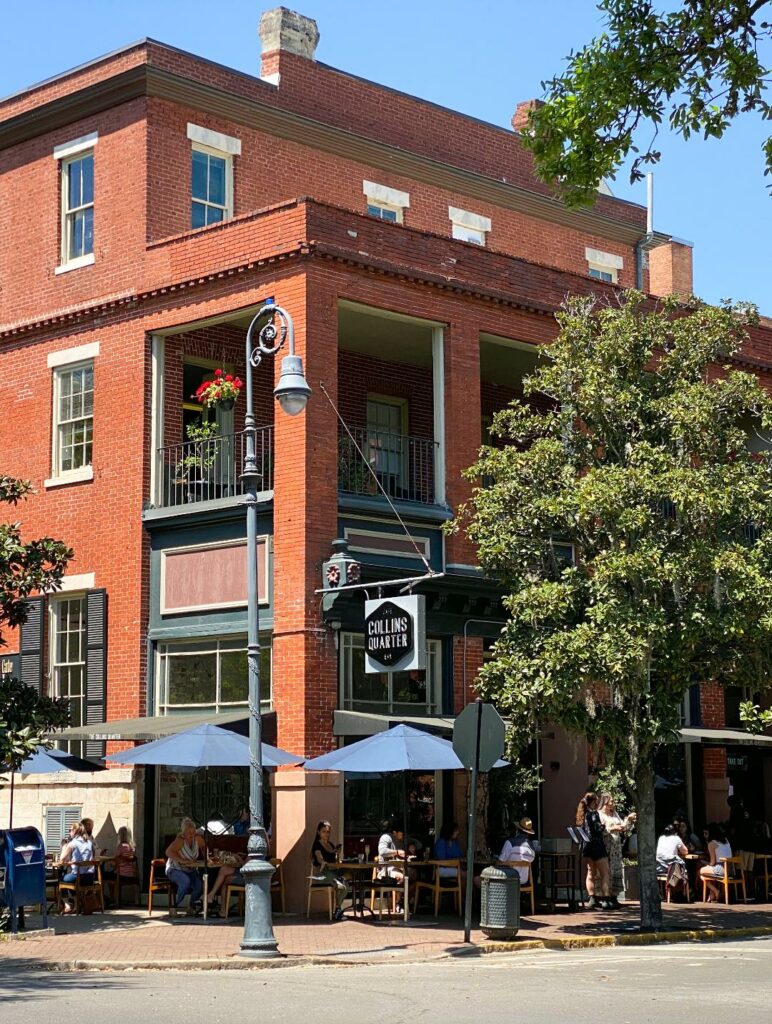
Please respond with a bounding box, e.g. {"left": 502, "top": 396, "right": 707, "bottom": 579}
{"left": 2, "top": 8, "right": 769, "bottom": 904}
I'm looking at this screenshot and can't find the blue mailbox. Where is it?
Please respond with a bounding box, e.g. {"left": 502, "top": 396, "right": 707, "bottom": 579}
{"left": 0, "top": 827, "right": 47, "bottom": 933}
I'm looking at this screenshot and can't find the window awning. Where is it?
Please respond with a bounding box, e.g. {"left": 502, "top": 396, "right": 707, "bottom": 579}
{"left": 48, "top": 710, "right": 276, "bottom": 743}
{"left": 333, "top": 709, "right": 455, "bottom": 737}
{"left": 680, "top": 727, "right": 772, "bottom": 748}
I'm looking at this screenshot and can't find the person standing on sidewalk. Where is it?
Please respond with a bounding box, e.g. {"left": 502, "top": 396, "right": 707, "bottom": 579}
{"left": 576, "top": 792, "right": 613, "bottom": 910}
{"left": 598, "top": 793, "right": 636, "bottom": 907}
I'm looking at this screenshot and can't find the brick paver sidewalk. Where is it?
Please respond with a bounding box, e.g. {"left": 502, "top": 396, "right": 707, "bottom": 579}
{"left": 2, "top": 900, "right": 771, "bottom": 969}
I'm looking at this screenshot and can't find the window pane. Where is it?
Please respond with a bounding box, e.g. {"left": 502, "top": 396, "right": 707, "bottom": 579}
{"left": 82, "top": 206, "right": 94, "bottom": 256}
{"left": 80, "top": 155, "right": 94, "bottom": 205}
{"left": 167, "top": 653, "right": 217, "bottom": 706}
{"left": 205, "top": 205, "right": 224, "bottom": 226}
{"left": 381, "top": 208, "right": 397, "bottom": 222}
{"left": 192, "top": 150, "right": 208, "bottom": 201}
{"left": 350, "top": 645, "right": 388, "bottom": 705}
{"left": 220, "top": 649, "right": 248, "bottom": 704}
{"left": 191, "top": 201, "right": 207, "bottom": 229}
{"left": 207, "top": 156, "right": 226, "bottom": 206}
{"left": 67, "top": 160, "right": 82, "bottom": 209}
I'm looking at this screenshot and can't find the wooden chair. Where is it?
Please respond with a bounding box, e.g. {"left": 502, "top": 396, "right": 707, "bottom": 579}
{"left": 104, "top": 856, "right": 141, "bottom": 908}
{"left": 701, "top": 856, "right": 747, "bottom": 904}
{"left": 508, "top": 860, "right": 536, "bottom": 915}
{"left": 657, "top": 869, "right": 691, "bottom": 903}
{"left": 147, "top": 858, "right": 176, "bottom": 917}
{"left": 412, "top": 859, "right": 462, "bottom": 915}
{"left": 58, "top": 860, "right": 104, "bottom": 914}
{"left": 45, "top": 856, "right": 59, "bottom": 913}
{"left": 307, "top": 875, "right": 334, "bottom": 919}
{"left": 367, "top": 866, "right": 402, "bottom": 919}
{"left": 224, "top": 859, "right": 285, "bottom": 918}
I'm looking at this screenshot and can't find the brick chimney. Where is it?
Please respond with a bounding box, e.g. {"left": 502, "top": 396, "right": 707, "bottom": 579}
{"left": 512, "top": 99, "right": 544, "bottom": 133}
{"left": 259, "top": 7, "right": 319, "bottom": 83}
{"left": 648, "top": 239, "right": 694, "bottom": 300}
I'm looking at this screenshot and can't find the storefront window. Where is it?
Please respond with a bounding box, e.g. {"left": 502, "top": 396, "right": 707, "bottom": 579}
{"left": 344, "top": 770, "right": 436, "bottom": 851}
{"left": 156, "top": 635, "right": 271, "bottom": 714}
{"left": 339, "top": 633, "right": 441, "bottom": 715}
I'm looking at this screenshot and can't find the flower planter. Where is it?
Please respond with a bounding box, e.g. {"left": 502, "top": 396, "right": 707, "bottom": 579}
{"left": 215, "top": 398, "right": 235, "bottom": 411}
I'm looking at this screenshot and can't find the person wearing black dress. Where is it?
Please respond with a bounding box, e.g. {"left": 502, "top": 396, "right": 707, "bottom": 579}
{"left": 576, "top": 791, "right": 613, "bottom": 910}
{"left": 310, "top": 820, "right": 348, "bottom": 921}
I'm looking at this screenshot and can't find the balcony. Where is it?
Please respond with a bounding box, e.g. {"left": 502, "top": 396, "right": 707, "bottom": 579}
{"left": 338, "top": 428, "right": 439, "bottom": 505}
{"left": 154, "top": 427, "right": 273, "bottom": 508}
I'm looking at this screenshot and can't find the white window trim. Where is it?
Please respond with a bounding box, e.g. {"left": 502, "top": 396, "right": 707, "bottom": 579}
{"left": 588, "top": 264, "right": 617, "bottom": 284}
{"left": 449, "top": 206, "right": 491, "bottom": 234}
{"left": 190, "top": 143, "right": 234, "bottom": 224}
{"left": 49, "top": 358, "right": 94, "bottom": 486}
{"left": 584, "top": 247, "right": 624, "bottom": 271}
{"left": 58, "top": 149, "right": 95, "bottom": 268}
{"left": 363, "top": 180, "right": 410, "bottom": 217}
{"left": 187, "top": 123, "right": 242, "bottom": 156}
{"left": 59, "top": 573, "right": 96, "bottom": 592}
{"left": 52, "top": 132, "right": 98, "bottom": 162}
{"left": 47, "top": 341, "right": 99, "bottom": 369}
{"left": 339, "top": 633, "right": 441, "bottom": 714}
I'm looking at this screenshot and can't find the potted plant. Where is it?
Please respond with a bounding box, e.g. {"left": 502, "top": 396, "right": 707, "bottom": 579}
{"left": 175, "top": 419, "right": 221, "bottom": 501}
{"left": 195, "top": 369, "right": 243, "bottom": 411}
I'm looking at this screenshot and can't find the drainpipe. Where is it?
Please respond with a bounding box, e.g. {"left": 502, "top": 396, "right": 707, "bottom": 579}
{"left": 635, "top": 172, "right": 655, "bottom": 290}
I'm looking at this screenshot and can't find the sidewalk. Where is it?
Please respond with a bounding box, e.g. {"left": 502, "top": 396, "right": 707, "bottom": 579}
{"left": 3, "top": 901, "right": 772, "bottom": 970}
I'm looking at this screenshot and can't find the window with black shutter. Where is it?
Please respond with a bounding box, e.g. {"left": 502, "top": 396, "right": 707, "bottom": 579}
{"left": 85, "top": 589, "right": 107, "bottom": 760}
{"left": 20, "top": 596, "right": 45, "bottom": 693}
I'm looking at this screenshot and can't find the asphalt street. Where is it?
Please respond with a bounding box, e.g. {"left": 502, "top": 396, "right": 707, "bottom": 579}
{"left": 2, "top": 939, "right": 770, "bottom": 1022}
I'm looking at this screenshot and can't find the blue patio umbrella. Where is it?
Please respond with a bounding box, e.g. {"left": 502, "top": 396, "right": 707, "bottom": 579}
{"left": 3, "top": 745, "right": 105, "bottom": 828}
{"left": 303, "top": 723, "right": 506, "bottom": 773}
{"left": 104, "top": 723, "right": 301, "bottom": 769}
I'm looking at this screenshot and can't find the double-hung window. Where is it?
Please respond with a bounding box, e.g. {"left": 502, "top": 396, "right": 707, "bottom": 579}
{"left": 50, "top": 596, "right": 87, "bottom": 755}
{"left": 53, "top": 361, "right": 94, "bottom": 476}
{"left": 187, "top": 124, "right": 240, "bottom": 229}
{"left": 449, "top": 206, "right": 490, "bottom": 246}
{"left": 54, "top": 132, "right": 97, "bottom": 271}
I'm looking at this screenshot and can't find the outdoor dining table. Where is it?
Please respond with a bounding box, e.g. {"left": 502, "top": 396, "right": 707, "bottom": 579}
{"left": 338, "top": 860, "right": 409, "bottom": 921}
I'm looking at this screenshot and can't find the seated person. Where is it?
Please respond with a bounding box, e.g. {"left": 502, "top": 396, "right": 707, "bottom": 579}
{"left": 165, "top": 817, "right": 206, "bottom": 915}
{"left": 377, "top": 819, "right": 407, "bottom": 884}
{"left": 699, "top": 823, "right": 733, "bottom": 903}
{"left": 656, "top": 824, "right": 689, "bottom": 873}
{"left": 207, "top": 851, "right": 247, "bottom": 915}
{"left": 311, "top": 820, "right": 347, "bottom": 922}
{"left": 60, "top": 823, "right": 96, "bottom": 914}
{"left": 497, "top": 817, "right": 539, "bottom": 884}
{"left": 674, "top": 818, "right": 702, "bottom": 853}
{"left": 233, "top": 807, "right": 250, "bottom": 836}
{"left": 433, "top": 821, "right": 464, "bottom": 880}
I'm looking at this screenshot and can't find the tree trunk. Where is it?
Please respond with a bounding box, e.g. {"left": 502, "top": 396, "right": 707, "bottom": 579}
{"left": 634, "top": 755, "right": 663, "bottom": 930}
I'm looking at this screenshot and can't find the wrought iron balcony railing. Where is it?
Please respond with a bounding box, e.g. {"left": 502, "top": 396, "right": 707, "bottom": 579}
{"left": 154, "top": 427, "right": 273, "bottom": 508}
{"left": 338, "top": 428, "right": 439, "bottom": 505}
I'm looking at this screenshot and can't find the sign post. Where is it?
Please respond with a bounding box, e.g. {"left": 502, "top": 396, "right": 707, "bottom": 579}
{"left": 453, "top": 699, "right": 506, "bottom": 943}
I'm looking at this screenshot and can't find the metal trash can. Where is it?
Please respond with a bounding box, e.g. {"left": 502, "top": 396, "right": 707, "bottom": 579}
{"left": 480, "top": 864, "right": 520, "bottom": 939}
{"left": 0, "top": 827, "right": 47, "bottom": 933}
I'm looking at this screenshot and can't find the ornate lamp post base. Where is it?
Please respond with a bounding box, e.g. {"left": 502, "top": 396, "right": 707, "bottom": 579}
{"left": 239, "top": 854, "right": 280, "bottom": 959}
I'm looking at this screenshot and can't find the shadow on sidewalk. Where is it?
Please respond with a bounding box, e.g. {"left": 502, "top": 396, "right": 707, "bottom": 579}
{"left": 0, "top": 958, "right": 125, "bottom": 1001}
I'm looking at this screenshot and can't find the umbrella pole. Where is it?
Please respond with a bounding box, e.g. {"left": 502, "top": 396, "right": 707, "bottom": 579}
{"left": 9, "top": 771, "right": 14, "bottom": 829}
{"left": 403, "top": 773, "right": 408, "bottom": 922}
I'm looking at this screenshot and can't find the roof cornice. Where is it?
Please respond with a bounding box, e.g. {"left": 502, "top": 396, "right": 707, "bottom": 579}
{"left": 0, "top": 63, "right": 662, "bottom": 247}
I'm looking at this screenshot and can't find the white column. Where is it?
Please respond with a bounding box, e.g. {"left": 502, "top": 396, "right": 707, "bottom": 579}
{"left": 432, "top": 326, "right": 446, "bottom": 504}
{"left": 149, "top": 333, "right": 165, "bottom": 507}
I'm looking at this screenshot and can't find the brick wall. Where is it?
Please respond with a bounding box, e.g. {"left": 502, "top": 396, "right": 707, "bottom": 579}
{"left": 337, "top": 350, "right": 433, "bottom": 439}
{"left": 452, "top": 635, "right": 484, "bottom": 714}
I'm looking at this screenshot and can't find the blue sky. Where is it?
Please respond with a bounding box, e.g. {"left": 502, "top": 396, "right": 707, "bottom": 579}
{"left": 2, "top": 1, "right": 769, "bottom": 310}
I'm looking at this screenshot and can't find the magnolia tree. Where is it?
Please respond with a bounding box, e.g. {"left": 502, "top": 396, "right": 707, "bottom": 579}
{"left": 0, "top": 475, "right": 72, "bottom": 773}
{"left": 454, "top": 293, "right": 772, "bottom": 929}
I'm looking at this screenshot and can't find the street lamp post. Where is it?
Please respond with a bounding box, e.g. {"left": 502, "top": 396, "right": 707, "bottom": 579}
{"left": 239, "top": 301, "right": 310, "bottom": 959}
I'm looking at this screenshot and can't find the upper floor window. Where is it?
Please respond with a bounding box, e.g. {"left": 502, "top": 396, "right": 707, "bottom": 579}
{"left": 363, "top": 180, "right": 409, "bottom": 225}
{"left": 187, "top": 124, "right": 240, "bottom": 229}
{"left": 585, "top": 247, "right": 623, "bottom": 285}
{"left": 449, "top": 206, "right": 490, "bottom": 246}
{"left": 54, "top": 361, "right": 94, "bottom": 475}
{"left": 155, "top": 635, "right": 272, "bottom": 714}
{"left": 340, "top": 633, "right": 441, "bottom": 715}
{"left": 53, "top": 132, "right": 98, "bottom": 272}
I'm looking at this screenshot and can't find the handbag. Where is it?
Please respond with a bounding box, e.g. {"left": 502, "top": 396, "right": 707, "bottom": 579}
{"left": 80, "top": 887, "right": 100, "bottom": 915}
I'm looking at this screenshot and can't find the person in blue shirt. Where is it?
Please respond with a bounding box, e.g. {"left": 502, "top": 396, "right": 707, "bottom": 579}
{"left": 434, "top": 822, "right": 464, "bottom": 881}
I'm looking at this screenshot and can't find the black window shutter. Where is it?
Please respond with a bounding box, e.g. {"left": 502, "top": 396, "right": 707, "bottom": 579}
{"left": 85, "top": 589, "right": 108, "bottom": 760}
{"left": 20, "top": 596, "right": 45, "bottom": 693}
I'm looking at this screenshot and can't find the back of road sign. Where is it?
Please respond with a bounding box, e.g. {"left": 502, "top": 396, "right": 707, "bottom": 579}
{"left": 453, "top": 701, "right": 505, "bottom": 773}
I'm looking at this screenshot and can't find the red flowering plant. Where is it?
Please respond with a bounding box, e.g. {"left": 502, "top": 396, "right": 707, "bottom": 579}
{"left": 195, "top": 369, "right": 243, "bottom": 408}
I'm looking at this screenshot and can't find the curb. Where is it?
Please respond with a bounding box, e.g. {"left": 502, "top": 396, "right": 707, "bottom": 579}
{"left": 5, "top": 925, "right": 772, "bottom": 971}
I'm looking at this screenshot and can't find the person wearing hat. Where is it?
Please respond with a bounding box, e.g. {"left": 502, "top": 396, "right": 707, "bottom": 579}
{"left": 497, "top": 817, "right": 539, "bottom": 884}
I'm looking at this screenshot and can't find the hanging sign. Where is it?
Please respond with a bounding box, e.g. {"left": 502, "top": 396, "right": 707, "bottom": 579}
{"left": 364, "top": 595, "right": 426, "bottom": 673}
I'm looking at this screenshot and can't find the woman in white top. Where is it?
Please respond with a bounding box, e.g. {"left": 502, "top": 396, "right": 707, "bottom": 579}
{"left": 377, "top": 819, "right": 406, "bottom": 883}
{"left": 165, "top": 817, "right": 206, "bottom": 913}
{"left": 656, "top": 824, "right": 689, "bottom": 872}
{"left": 699, "top": 823, "right": 733, "bottom": 902}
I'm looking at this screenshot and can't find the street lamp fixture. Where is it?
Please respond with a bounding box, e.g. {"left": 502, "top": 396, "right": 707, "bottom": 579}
{"left": 239, "top": 301, "right": 310, "bottom": 959}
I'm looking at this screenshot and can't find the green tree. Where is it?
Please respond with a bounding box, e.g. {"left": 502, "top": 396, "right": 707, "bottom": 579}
{"left": 0, "top": 475, "right": 72, "bottom": 770}
{"left": 522, "top": 1, "right": 772, "bottom": 207}
{"left": 454, "top": 293, "right": 772, "bottom": 929}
